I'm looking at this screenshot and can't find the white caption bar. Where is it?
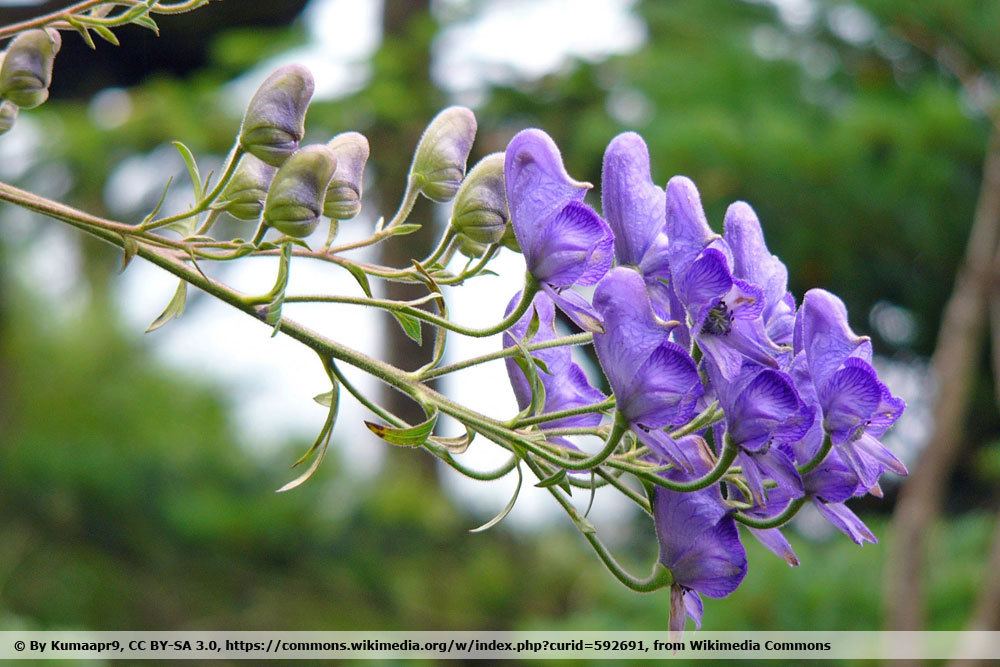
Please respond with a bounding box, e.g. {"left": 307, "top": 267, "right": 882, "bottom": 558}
{"left": 2, "top": 631, "right": 999, "bottom": 660}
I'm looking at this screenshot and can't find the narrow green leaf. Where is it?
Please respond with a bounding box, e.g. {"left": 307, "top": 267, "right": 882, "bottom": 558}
{"left": 470, "top": 464, "right": 523, "bottom": 533}
{"left": 523, "top": 305, "right": 541, "bottom": 342}
{"left": 92, "top": 25, "right": 119, "bottom": 46}
{"left": 132, "top": 14, "right": 159, "bottom": 34}
{"left": 531, "top": 355, "right": 551, "bottom": 375}
{"left": 72, "top": 22, "right": 96, "bottom": 49}
{"left": 343, "top": 263, "right": 372, "bottom": 298}
{"left": 146, "top": 280, "right": 187, "bottom": 333}
{"left": 172, "top": 140, "right": 203, "bottom": 200}
{"left": 535, "top": 468, "right": 567, "bottom": 489}
{"left": 141, "top": 176, "right": 173, "bottom": 225}
{"left": 392, "top": 311, "right": 423, "bottom": 345}
{"left": 313, "top": 391, "right": 335, "bottom": 407}
{"left": 277, "top": 425, "right": 333, "bottom": 492}
{"left": 389, "top": 223, "right": 422, "bottom": 236}
{"left": 265, "top": 243, "right": 292, "bottom": 337}
{"left": 365, "top": 409, "right": 437, "bottom": 448}
{"left": 429, "top": 428, "right": 474, "bottom": 454}
{"left": 273, "top": 235, "right": 311, "bottom": 250}
{"left": 119, "top": 236, "right": 139, "bottom": 273}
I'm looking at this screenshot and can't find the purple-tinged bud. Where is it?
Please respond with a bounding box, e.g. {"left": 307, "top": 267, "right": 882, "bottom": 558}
{"left": 0, "top": 29, "right": 61, "bottom": 109}
{"left": 0, "top": 100, "right": 17, "bottom": 135}
{"left": 263, "top": 145, "right": 337, "bottom": 238}
{"left": 239, "top": 64, "right": 314, "bottom": 167}
{"left": 323, "top": 131, "right": 369, "bottom": 220}
{"left": 218, "top": 153, "right": 276, "bottom": 221}
{"left": 450, "top": 152, "right": 509, "bottom": 244}
{"left": 410, "top": 106, "right": 476, "bottom": 203}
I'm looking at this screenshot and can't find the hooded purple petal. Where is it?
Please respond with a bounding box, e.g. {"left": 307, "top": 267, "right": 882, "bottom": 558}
{"left": 531, "top": 200, "right": 613, "bottom": 287}
{"left": 796, "top": 289, "right": 872, "bottom": 387}
{"left": 504, "top": 129, "right": 589, "bottom": 263}
{"left": 601, "top": 132, "right": 666, "bottom": 267}
{"left": 539, "top": 283, "right": 605, "bottom": 334}
{"left": 617, "top": 342, "right": 701, "bottom": 429}
{"left": 724, "top": 201, "right": 792, "bottom": 331}
{"left": 665, "top": 175, "right": 717, "bottom": 278}
{"left": 592, "top": 267, "right": 673, "bottom": 395}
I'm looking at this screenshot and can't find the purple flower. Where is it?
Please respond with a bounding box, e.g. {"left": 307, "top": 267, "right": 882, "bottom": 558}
{"left": 653, "top": 436, "right": 747, "bottom": 632}
{"left": 600, "top": 133, "right": 676, "bottom": 321}
{"left": 505, "top": 129, "right": 613, "bottom": 332}
{"left": 592, "top": 267, "right": 703, "bottom": 469}
{"left": 795, "top": 289, "right": 907, "bottom": 490}
{"left": 723, "top": 201, "right": 796, "bottom": 347}
{"left": 503, "top": 291, "right": 606, "bottom": 443}
{"left": 665, "top": 177, "right": 781, "bottom": 380}
{"left": 708, "top": 363, "right": 813, "bottom": 504}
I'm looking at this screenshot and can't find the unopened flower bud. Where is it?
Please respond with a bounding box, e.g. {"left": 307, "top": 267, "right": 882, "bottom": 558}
{"left": 218, "top": 153, "right": 276, "bottom": 220}
{"left": 323, "top": 131, "right": 369, "bottom": 220}
{"left": 410, "top": 106, "right": 476, "bottom": 203}
{"left": 457, "top": 233, "right": 488, "bottom": 259}
{"left": 450, "top": 152, "right": 508, "bottom": 244}
{"left": 263, "top": 145, "right": 337, "bottom": 238}
{"left": 239, "top": 64, "right": 314, "bottom": 167}
{"left": 0, "top": 100, "right": 17, "bottom": 135}
{"left": 0, "top": 29, "right": 61, "bottom": 109}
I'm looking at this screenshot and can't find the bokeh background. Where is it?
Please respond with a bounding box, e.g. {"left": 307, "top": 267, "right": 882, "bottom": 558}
{"left": 0, "top": 0, "right": 998, "bottom": 645}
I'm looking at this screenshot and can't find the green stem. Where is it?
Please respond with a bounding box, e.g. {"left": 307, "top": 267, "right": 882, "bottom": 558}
{"left": 421, "top": 332, "right": 591, "bottom": 380}
{"left": 139, "top": 143, "right": 243, "bottom": 232}
{"left": 0, "top": 0, "right": 104, "bottom": 38}
{"left": 551, "top": 412, "right": 628, "bottom": 471}
{"left": 733, "top": 497, "right": 807, "bottom": 529}
{"left": 615, "top": 434, "right": 739, "bottom": 493}
{"left": 420, "top": 228, "right": 455, "bottom": 267}
{"left": 797, "top": 433, "right": 832, "bottom": 475}
{"left": 520, "top": 456, "right": 671, "bottom": 593}
{"left": 512, "top": 397, "right": 615, "bottom": 428}
{"left": 285, "top": 274, "right": 538, "bottom": 339}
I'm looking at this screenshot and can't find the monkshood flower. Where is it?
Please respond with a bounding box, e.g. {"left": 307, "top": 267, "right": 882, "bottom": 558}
{"left": 505, "top": 129, "right": 613, "bottom": 332}
{"left": 794, "top": 289, "right": 907, "bottom": 489}
{"left": 665, "top": 177, "right": 780, "bottom": 379}
{"left": 707, "top": 362, "right": 813, "bottom": 504}
{"left": 323, "top": 131, "right": 370, "bottom": 220}
{"left": 262, "top": 145, "right": 338, "bottom": 238}
{"left": 723, "top": 201, "right": 796, "bottom": 347}
{"left": 592, "top": 267, "right": 702, "bottom": 469}
{"left": 503, "top": 291, "right": 605, "bottom": 443}
{"left": 600, "top": 133, "right": 675, "bottom": 321}
{"left": 653, "top": 435, "right": 747, "bottom": 632}
{"left": 218, "top": 153, "right": 276, "bottom": 221}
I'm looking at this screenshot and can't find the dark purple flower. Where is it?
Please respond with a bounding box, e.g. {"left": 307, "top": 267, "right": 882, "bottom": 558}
{"left": 795, "top": 289, "right": 907, "bottom": 489}
{"left": 708, "top": 362, "right": 812, "bottom": 504}
{"left": 723, "top": 201, "right": 796, "bottom": 347}
{"left": 592, "top": 267, "right": 703, "bottom": 469}
{"left": 505, "top": 129, "right": 613, "bottom": 332}
{"left": 653, "top": 436, "right": 747, "bottom": 632}
{"left": 503, "top": 291, "right": 606, "bottom": 441}
{"left": 665, "top": 176, "right": 782, "bottom": 380}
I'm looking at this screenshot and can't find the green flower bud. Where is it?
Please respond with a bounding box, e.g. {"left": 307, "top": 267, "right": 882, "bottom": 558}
{"left": 0, "top": 29, "right": 61, "bottom": 109}
{"left": 323, "top": 131, "right": 369, "bottom": 220}
{"left": 410, "top": 106, "right": 476, "bottom": 203}
{"left": 457, "top": 233, "right": 488, "bottom": 259}
{"left": 239, "top": 64, "right": 314, "bottom": 167}
{"left": 0, "top": 100, "right": 17, "bottom": 135}
{"left": 449, "top": 152, "right": 508, "bottom": 244}
{"left": 263, "top": 145, "right": 337, "bottom": 238}
{"left": 218, "top": 153, "right": 276, "bottom": 220}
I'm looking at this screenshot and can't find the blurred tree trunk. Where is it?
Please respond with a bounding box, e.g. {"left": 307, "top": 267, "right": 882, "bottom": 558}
{"left": 371, "top": 0, "right": 442, "bottom": 481}
{"left": 886, "top": 131, "right": 1000, "bottom": 637}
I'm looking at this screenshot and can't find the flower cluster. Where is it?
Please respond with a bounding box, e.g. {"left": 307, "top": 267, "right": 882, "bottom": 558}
{"left": 500, "top": 129, "right": 906, "bottom": 631}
